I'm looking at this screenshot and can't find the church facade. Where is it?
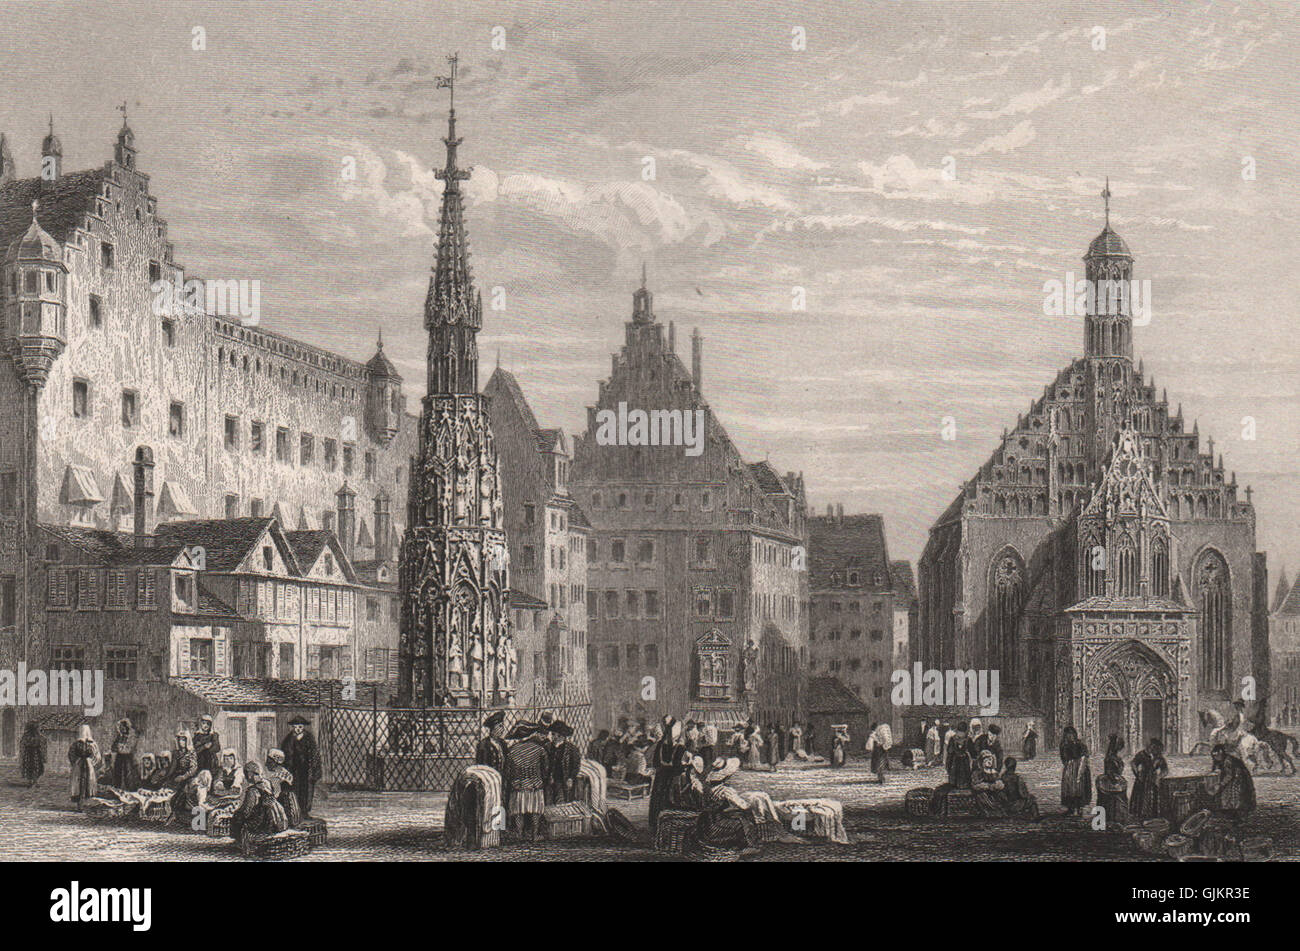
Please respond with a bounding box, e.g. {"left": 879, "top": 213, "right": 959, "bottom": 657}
{"left": 917, "top": 197, "right": 1270, "bottom": 755}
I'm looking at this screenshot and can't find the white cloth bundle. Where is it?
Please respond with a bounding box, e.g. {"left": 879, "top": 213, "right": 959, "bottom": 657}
{"left": 776, "top": 797, "right": 849, "bottom": 845}
{"left": 578, "top": 758, "right": 607, "bottom": 812}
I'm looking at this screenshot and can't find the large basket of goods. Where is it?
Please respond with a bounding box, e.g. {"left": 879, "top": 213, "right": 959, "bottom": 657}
{"left": 84, "top": 798, "right": 139, "bottom": 822}
{"left": 140, "top": 798, "right": 173, "bottom": 824}
{"left": 1163, "top": 833, "right": 1192, "bottom": 859}
{"left": 653, "top": 810, "right": 699, "bottom": 854}
{"left": 1171, "top": 790, "right": 1196, "bottom": 824}
{"left": 206, "top": 814, "right": 232, "bottom": 838}
{"left": 1240, "top": 836, "right": 1272, "bottom": 862}
{"left": 298, "top": 817, "right": 328, "bottom": 847}
{"left": 905, "top": 788, "right": 934, "bottom": 817}
{"left": 945, "top": 788, "right": 978, "bottom": 818}
{"left": 243, "top": 828, "right": 311, "bottom": 860}
{"left": 1133, "top": 830, "right": 1156, "bottom": 853}
{"left": 541, "top": 802, "right": 593, "bottom": 840}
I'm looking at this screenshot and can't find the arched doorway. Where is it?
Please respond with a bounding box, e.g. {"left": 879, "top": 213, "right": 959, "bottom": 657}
{"left": 1083, "top": 640, "right": 1177, "bottom": 754}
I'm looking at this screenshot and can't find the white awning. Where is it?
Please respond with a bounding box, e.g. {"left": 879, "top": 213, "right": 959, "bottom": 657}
{"left": 61, "top": 465, "right": 104, "bottom": 505}
{"left": 110, "top": 473, "right": 133, "bottom": 514}
{"left": 158, "top": 481, "right": 198, "bottom": 517}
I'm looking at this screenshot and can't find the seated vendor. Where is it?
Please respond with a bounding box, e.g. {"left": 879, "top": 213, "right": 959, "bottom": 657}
{"left": 971, "top": 750, "right": 1008, "bottom": 817}
{"left": 145, "top": 752, "right": 172, "bottom": 790}
{"left": 999, "top": 757, "right": 1040, "bottom": 820}
{"left": 696, "top": 756, "right": 763, "bottom": 854}
{"left": 137, "top": 754, "right": 157, "bottom": 790}
{"left": 264, "top": 749, "right": 302, "bottom": 826}
{"left": 622, "top": 739, "right": 653, "bottom": 785}
{"left": 209, "top": 749, "right": 245, "bottom": 802}
{"left": 1206, "top": 743, "right": 1256, "bottom": 823}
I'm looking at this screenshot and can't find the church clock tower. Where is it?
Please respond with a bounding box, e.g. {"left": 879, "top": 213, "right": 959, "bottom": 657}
{"left": 398, "top": 55, "right": 515, "bottom": 707}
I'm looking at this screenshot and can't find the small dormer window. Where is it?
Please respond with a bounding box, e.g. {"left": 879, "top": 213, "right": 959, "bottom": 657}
{"left": 324, "top": 553, "right": 334, "bottom": 574}
{"left": 262, "top": 546, "right": 273, "bottom": 570}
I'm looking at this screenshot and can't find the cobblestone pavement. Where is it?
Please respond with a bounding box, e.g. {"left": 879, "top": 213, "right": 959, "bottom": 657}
{"left": 2, "top": 754, "right": 1295, "bottom": 861}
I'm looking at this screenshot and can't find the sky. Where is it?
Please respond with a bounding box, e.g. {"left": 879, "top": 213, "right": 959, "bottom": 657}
{"left": 1, "top": 0, "right": 1297, "bottom": 576}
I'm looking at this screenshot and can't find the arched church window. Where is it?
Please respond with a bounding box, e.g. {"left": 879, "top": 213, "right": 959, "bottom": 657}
{"left": 1116, "top": 536, "right": 1138, "bottom": 597}
{"left": 1151, "top": 538, "right": 1170, "bottom": 597}
{"left": 1085, "top": 539, "right": 1106, "bottom": 597}
{"left": 989, "top": 552, "right": 1024, "bottom": 687}
{"left": 1197, "top": 550, "right": 1230, "bottom": 691}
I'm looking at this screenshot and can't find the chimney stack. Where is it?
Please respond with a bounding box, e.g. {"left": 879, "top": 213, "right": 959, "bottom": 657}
{"left": 836, "top": 503, "right": 844, "bottom": 525}
{"left": 825, "top": 504, "right": 833, "bottom": 518}
{"left": 132, "top": 446, "right": 155, "bottom": 546}
{"left": 336, "top": 483, "right": 356, "bottom": 558}
{"left": 668, "top": 320, "right": 676, "bottom": 354}
{"left": 374, "top": 491, "right": 392, "bottom": 562}
{"left": 691, "top": 328, "right": 702, "bottom": 395}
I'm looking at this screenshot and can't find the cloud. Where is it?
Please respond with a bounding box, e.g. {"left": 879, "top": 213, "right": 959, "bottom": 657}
{"left": 737, "top": 135, "right": 826, "bottom": 171}
{"left": 958, "top": 120, "right": 1036, "bottom": 156}
{"left": 969, "top": 75, "right": 1071, "bottom": 119}
{"left": 854, "top": 155, "right": 998, "bottom": 204}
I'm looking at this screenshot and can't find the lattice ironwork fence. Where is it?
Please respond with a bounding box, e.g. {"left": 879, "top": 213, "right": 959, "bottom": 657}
{"left": 324, "top": 699, "right": 594, "bottom": 791}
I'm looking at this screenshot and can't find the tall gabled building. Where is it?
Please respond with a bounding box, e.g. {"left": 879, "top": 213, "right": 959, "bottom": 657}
{"left": 398, "top": 79, "right": 514, "bottom": 707}
{"left": 918, "top": 192, "right": 1269, "bottom": 754}
{"left": 570, "top": 274, "right": 808, "bottom": 732}
{"left": 486, "top": 367, "right": 591, "bottom": 708}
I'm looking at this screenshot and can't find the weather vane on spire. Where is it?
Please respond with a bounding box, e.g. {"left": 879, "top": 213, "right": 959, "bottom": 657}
{"left": 118, "top": 101, "right": 129, "bottom": 126}
{"left": 1102, "top": 177, "right": 1111, "bottom": 227}
{"left": 436, "top": 52, "right": 459, "bottom": 111}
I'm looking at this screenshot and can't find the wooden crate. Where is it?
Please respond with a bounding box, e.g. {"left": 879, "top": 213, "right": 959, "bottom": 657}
{"left": 607, "top": 781, "right": 649, "bottom": 801}
{"left": 243, "top": 828, "right": 311, "bottom": 860}
{"left": 905, "top": 788, "right": 934, "bottom": 817}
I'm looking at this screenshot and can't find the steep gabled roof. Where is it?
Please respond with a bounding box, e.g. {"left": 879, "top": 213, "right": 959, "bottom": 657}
{"left": 749, "top": 461, "right": 789, "bottom": 496}
{"left": 153, "top": 517, "right": 299, "bottom": 574}
{"left": 0, "top": 168, "right": 106, "bottom": 250}
{"left": 284, "top": 530, "right": 357, "bottom": 583}
{"left": 806, "top": 676, "right": 871, "bottom": 715}
{"left": 484, "top": 369, "right": 540, "bottom": 431}
{"left": 890, "top": 560, "right": 917, "bottom": 602}
{"left": 808, "top": 513, "right": 890, "bottom": 589}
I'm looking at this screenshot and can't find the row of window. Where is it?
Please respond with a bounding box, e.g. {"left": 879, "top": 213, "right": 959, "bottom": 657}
{"left": 219, "top": 345, "right": 363, "bottom": 402}
{"left": 48, "top": 567, "right": 161, "bottom": 611}
{"left": 590, "top": 488, "right": 714, "bottom": 512}
{"left": 587, "top": 643, "right": 661, "bottom": 669}
{"left": 586, "top": 588, "right": 669, "bottom": 620}
{"left": 822, "top": 598, "right": 887, "bottom": 614}
{"left": 810, "top": 627, "right": 886, "bottom": 642}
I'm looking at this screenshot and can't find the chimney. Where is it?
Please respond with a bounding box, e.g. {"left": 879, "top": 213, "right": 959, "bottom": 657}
{"left": 132, "top": 446, "right": 155, "bottom": 546}
{"left": 668, "top": 320, "right": 676, "bottom": 354}
{"left": 836, "top": 503, "right": 844, "bottom": 525}
{"left": 336, "top": 483, "right": 356, "bottom": 558}
{"left": 825, "top": 504, "right": 833, "bottom": 518}
{"left": 374, "top": 491, "right": 392, "bottom": 562}
{"left": 691, "top": 328, "right": 702, "bottom": 394}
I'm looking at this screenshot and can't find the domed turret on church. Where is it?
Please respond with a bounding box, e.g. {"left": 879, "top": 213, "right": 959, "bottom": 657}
{"left": 2, "top": 201, "right": 67, "bottom": 387}
{"left": 365, "top": 331, "right": 403, "bottom": 445}
{"left": 115, "top": 108, "right": 137, "bottom": 169}
{"left": 1084, "top": 179, "right": 1134, "bottom": 360}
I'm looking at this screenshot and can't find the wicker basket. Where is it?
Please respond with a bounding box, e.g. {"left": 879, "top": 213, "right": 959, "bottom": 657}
{"left": 905, "top": 788, "right": 934, "bottom": 817}
{"left": 244, "top": 828, "right": 311, "bottom": 860}
{"left": 653, "top": 810, "right": 699, "bottom": 853}
{"left": 140, "top": 799, "right": 172, "bottom": 824}
{"left": 1163, "top": 833, "right": 1192, "bottom": 859}
{"left": 1180, "top": 808, "right": 1212, "bottom": 837}
{"left": 298, "top": 817, "right": 328, "bottom": 847}
{"left": 541, "top": 803, "right": 592, "bottom": 840}
{"left": 1240, "top": 836, "right": 1272, "bottom": 861}
{"left": 946, "top": 788, "right": 978, "bottom": 818}
{"left": 85, "top": 799, "right": 139, "bottom": 822}
{"left": 1133, "top": 830, "right": 1156, "bottom": 852}
{"left": 206, "top": 815, "right": 232, "bottom": 838}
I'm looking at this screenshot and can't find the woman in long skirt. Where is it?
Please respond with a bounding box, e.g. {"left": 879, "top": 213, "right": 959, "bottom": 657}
{"left": 1059, "top": 725, "right": 1091, "bottom": 816}
{"left": 19, "top": 722, "right": 47, "bottom": 787}
{"left": 67, "top": 724, "right": 102, "bottom": 809}
{"left": 1096, "top": 733, "right": 1129, "bottom": 826}
{"left": 1128, "top": 737, "right": 1167, "bottom": 820}
{"left": 1022, "top": 721, "right": 1038, "bottom": 761}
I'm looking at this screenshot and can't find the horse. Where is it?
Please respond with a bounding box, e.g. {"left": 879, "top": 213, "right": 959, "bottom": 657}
{"left": 1199, "top": 709, "right": 1272, "bottom": 773}
{"left": 1253, "top": 723, "right": 1299, "bottom": 776}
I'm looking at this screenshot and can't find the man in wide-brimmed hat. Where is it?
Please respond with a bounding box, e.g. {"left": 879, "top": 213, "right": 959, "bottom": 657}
{"left": 475, "top": 710, "right": 508, "bottom": 773}
{"left": 502, "top": 720, "right": 549, "bottom": 839}
{"left": 281, "top": 715, "right": 322, "bottom": 815}
{"left": 547, "top": 720, "right": 581, "bottom": 804}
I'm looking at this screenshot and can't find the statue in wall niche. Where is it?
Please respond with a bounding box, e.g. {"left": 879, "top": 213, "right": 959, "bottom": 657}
{"left": 742, "top": 640, "right": 758, "bottom": 696}
{"left": 503, "top": 632, "right": 518, "bottom": 693}
{"left": 468, "top": 636, "right": 484, "bottom": 693}
{"left": 479, "top": 470, "right": 496, "bottom": 524}
{"left": 447, "top": 631, "right": 465, "bottom": 690}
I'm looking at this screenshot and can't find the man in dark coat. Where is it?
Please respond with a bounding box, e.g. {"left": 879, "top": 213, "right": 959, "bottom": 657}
{"left": 193, "top": 714, "right": 221, "bottom": 776}
{"left": 281, "top": 716, "right": 322, "bottom": 816}
{"left": 547, "top": 720, "right": 582, "bottom": 804}
{"left": 502, "top": 721, "right": 549, "bottom": 840}
{"left": 109, "top": 718, "right": 140, "bottom": 790}
{"left": 475, "top": 711, "right": 508, "bottom": 773}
